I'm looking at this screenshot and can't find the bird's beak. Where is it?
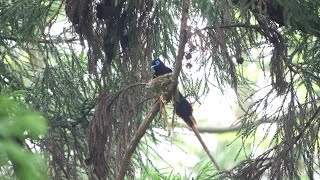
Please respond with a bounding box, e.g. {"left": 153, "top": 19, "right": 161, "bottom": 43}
{"left": 151, "top": 65, "right": 156, "bottom": 68}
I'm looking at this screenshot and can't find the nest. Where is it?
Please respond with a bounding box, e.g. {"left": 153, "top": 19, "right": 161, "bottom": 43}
{"left": 147, "top": 73, "right": 173, "bottom": 98}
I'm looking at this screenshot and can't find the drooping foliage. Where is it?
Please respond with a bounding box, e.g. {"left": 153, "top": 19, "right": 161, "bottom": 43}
{"left": 1, "top": 0, "right": 320, "bottom": 179}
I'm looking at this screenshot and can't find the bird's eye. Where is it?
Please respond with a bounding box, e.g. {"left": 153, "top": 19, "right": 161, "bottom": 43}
{"left": 156, "top": 60, "right": 160, "bottom": 65}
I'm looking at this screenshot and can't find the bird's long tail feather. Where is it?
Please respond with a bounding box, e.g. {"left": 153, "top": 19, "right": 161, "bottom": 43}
{"left": 191, "top": 124, "right": 220, "bottom": 170}
{"left": 190, "top": 115, "right": 197, "bottom": 126}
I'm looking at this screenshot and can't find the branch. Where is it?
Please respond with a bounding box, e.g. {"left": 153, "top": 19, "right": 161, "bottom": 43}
{"left": 171, "top": 0, "right": 220, "bottom": 170}
{"left": 171, "top": 0, "right": 190, "bottom": 89}
{"left": 116, "top": 100, "right": 160, "bottom": 180}
{"left": 1, "top": 36, "right": 79, "bottom": 44}
{"left": 201, "top": 23, "right": 278, "bottom": 34}
{"left": 46, "top": 0, "right": 65, "bottom": 28}
{"left": 183, "top": 124, "right": 242, "bottom": 133}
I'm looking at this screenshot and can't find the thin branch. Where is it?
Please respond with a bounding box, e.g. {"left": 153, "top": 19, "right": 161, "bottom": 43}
{"left": 183, "top": 124, "right": 242, "bottom": 133}
{"left": 46, "top": 0, "right": 65, "bottom": 28}
{"left": 201, "top": 23, "right": 265, "bottom": 31}
{"left": 1, "top": 36, "right": 79, "bottom": 44}
{"left": 116, "top": 100, "right": 160, "bottom": 180}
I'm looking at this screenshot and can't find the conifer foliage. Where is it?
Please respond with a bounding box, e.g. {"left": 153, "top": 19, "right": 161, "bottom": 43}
{"left": 1, "top": 0, "right": 320, "bottom": 179}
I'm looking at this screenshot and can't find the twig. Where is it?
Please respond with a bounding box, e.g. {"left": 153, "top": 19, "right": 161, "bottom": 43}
{"left": 116, "top": 100, "right": 160, "bottom": 180}
{"left": 1, "top": 36, "right": 79, "bottom": 44}
{"left": 183, "top": 124, "right": 242, "bottom": 133}
{"left": 46, "top": 0, "right": 65, "bottom": 28}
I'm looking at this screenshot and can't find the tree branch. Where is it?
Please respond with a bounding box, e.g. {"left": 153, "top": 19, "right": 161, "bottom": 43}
{"left": 117, "top": 2, "right": 191, "bottom": 175}
{"left": 183, "top": 124, "right": 242, "bottom": 133}
{"left": 1, "top": 36, "right": 79, "bottom": 44}
{"left": 116, "top": 100, "right": 160, "bottom": 180}
{"left": 172, "top": 0, "right": 222, "bottom": 170}
{"left": 117, "top": 1, "right": 191, "bottom": 178}
{"left": 171, "top": 0, "right": 190, "bottom": 89}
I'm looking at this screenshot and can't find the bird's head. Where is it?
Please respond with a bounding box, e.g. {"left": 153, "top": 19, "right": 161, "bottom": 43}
{"left": 151, "top": 58, "right": 164, "bottom": 69}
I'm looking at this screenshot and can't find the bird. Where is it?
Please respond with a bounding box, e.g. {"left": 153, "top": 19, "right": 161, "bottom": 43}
{"left": 151, "top": 58, "right": 196, "bottom": 127}
{"left": 151, "top": 58, "right": 172, "bottom": 78}
{"left": 151, "top": 58, "right": 220, "bottom": 170}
